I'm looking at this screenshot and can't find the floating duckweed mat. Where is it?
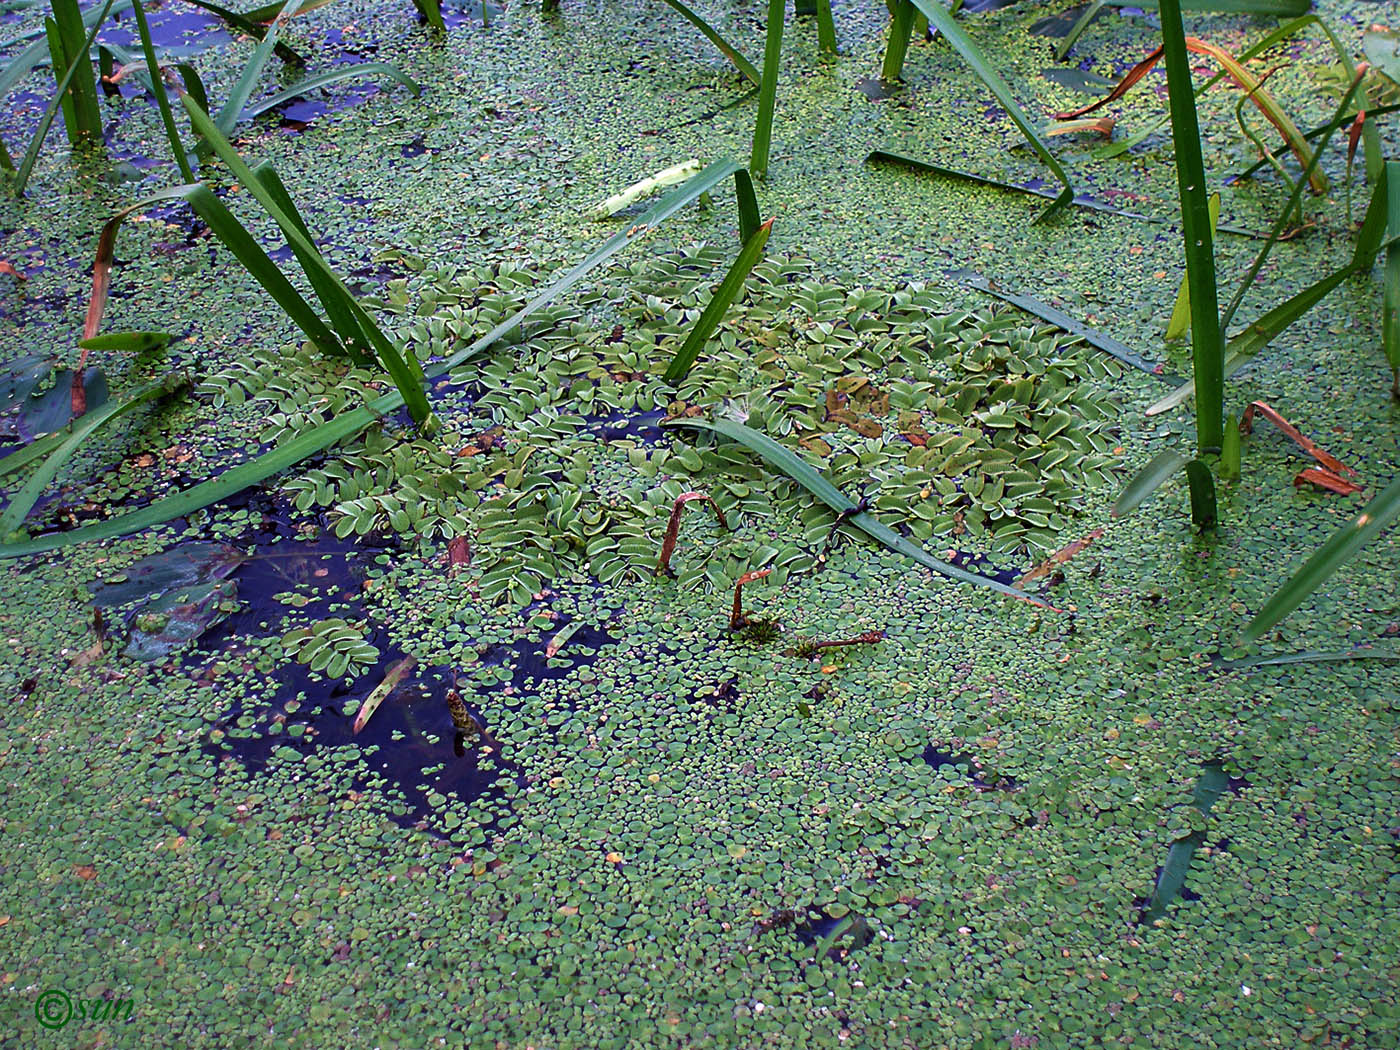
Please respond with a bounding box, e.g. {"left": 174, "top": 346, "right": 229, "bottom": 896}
{"left": 0, "top": 0, "right": 1398, "bottom": 1045}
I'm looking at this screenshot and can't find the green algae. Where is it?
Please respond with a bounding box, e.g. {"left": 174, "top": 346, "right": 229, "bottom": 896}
{"left": 0, "top": 0, "right": 1398, "bottom": 1046}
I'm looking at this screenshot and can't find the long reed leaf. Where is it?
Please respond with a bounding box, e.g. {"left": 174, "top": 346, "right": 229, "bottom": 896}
{"left": 0, "top": 375, "right": 186, "bottom": 538}
{"left": 212, "top": 0, "right": 306, "bottom": 142}
{"left": 882, "top": 0, "right": 916, "bottom": 82}
{"left": 13, "top": 0, "right": 115, "bottom": 195}
{"left": 1384, "top": 161, "right": 1400, "bottom": 399}
{"left": 665, "top": 417, "right": 1044, "bottom": 605}
{"left": 1244, "top": 475, "right": 1400, "bottom": 641}
{"left": 242, "top": 62, "right": 420, "bottom": 119}
{"left": 183, "top": 95, "right": 430, "bottom": 420}
{"left": 1165, "top": 192, "right": 1219, "bottom": 341}
{"left": 658, "top": 0, "right": 760, "bottom": 85}
{"left": 663, "top": 218, "right": 772, "bottom": 383}
{"left": 750, "top": 0, "right": 783, "bottom": 177}
{"left": 1142, "top": 762, "right": 1227, "bottom": 923}
{"left": 906, "top": 0, "right": 1073, "bottom": 223}
{"left": 86, "top": 183, "right": 343, "bottom": 355}
{"left": 182, "top": 0, "right": 304, "bottom": 65}
{"left": 48, "top": 0, "right": 101, "bottom": 145}
{"left": 128, "top": 0, "right": 194, "bottom": 182}
{"left": 1112, "top": 450, "right": 1189, "bottom": 517}
{"left": 0, "top": 161, "right": 754, "bottom": 558}
{"left": 1159, "top": 0, "right": 1223, "bottom": 451}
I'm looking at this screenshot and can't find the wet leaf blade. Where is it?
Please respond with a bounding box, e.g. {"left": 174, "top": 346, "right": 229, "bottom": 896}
{"left": 750, "top": 0, "right": 783, "bottom": 176}
{"left": 0, "top": 375, "right": 186, "bottom": 538}
{"left": 1158, "top": 0, "right": 1223, "bottom": 450}
{"left": 665, "top": 417, "right": 1043, "bottom": 604}
{"left": 241, "top": 62, "right": 421, "bottom": 119}
{"left": 662, "top": 218, "right": 772, "bottom": 384}
{"left": 1111, "top": 450, "right": 1189, "bottom": 518}
{"left": 658, "top": 0, "right": 760, "bottom": 85}
{"left": 906, "top": 0, "right": 1073, "bottom": 223}
{"left": 1244, "top": 475, "right": 1400, "bottom": 642}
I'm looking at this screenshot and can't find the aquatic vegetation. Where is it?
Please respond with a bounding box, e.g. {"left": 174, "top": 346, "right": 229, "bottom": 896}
{"left": 882, "top": 0, "right": 1074, "bottom": 221}
{"left": 281, "top": 616, "right": 381, "bottom": 679}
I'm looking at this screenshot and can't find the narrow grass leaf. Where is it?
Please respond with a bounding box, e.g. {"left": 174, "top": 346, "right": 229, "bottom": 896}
{"left": 662, "top": 218, "right": 772, "bottom": 383}
{"left": 1383, "top": 160, "right": 1400, "bottom": 399}
{"left": 750, "top": 0, "right": 783, "bottom": 177}
{"left": 1183, "top": 458, "right": 1217, "bottom": 529}
{"left": 1112, "top": 449, "right": 1189, "bottom": 517}
{"left": 666, "top": 417, "right": 1044, "bottom": 605}
{"left": 1244, "top": 474, "right": 1400, "bottom": 641}
{"left": 882, "top": 0, "right": 916, "bottom": 81}
{"left": 182, "top": 0, "right": 304, "bottom": 64}
{"left": 1142, "top": 762, "right": 1228, "bottom": 923}
{"left": 84, "top": 184, "right": 342, "bottom": 356}
{"left": 952, "top": 267, "right": 1175, "bottom": 377}
{"left": 212, "top": 0, "right": 306, "bottom": 142}
{"left": 1165, "top": 192, "right": 1218, "bottom": 341}
{"left": 814, "top": 0, "right": 837, "bottom": 54}
{"left": 184, "top": 96, "right": 429, "bottom": 419}
{"left": 659, "top": 0, "right": 760, "bottom": 85}
{"left": 907, "top": 0, "right": 1072, "bottom": 223}
{"left": 0, "top": 375, "right": 186, "bottom": 538}
{"left": 1214, "top": 643, "right": 1400, "bottom": 670}
{"left": 128, "top": 0, "right": 193, "bottom": 181}
{"left": 14, "top": 0, "right": 116, "bottom": 196}
{"left": 1159, "top": 0, "right": 1224, "bottom": 451}
{"left": 242, "top": 63, "right": 421, "bottom": 120}
{"left": 78, "top": 331, "right": 172, "bottom": 353}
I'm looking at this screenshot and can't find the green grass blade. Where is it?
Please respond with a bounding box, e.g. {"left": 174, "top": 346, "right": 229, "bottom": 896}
{"left": 78, "top": 331, "right": 171, "bottom": 352}
{"left": 91, "top": 183, "right": 342, "bottom": 354}
{"left": 1244, "top": 475, "right": 1400, "bottom": 642}
{"left": 181, "top": 0, "right": 304, "bottom": 65}
{"left": 750, "top": 0, "right": 783, "bottom": 177}
{"left": 664, "top": 417, "right": 1043, "bottom": 604}
{"left": 1111, "top": 449, "right": 1189, "bottom": 517}
{"left": 248, "top": 161, "right": 370, "bottom": 361}
{"left": 814, "top": 0, "right": 836, "bottom": 54}
{"left": 411, "top": 0, "right": 444, "bottom": 31}
{"left": 1165, "top": 192, "right": 1219, "bottom": 341}
{"left": 1107, "top": 0, "right": 1307, "bottom": 10}
{"left": 0, "top": 375, "right": 185, "bottom": 538}
{"left": 662, "top": 217, "right": 772, "bottom": 384}
{"left": 0, "top": 428, "right": 66, "bottom": 480}
{"left": 240, "top": 0, "right": 338, "bottom": 20}
{"left": 1054, "top": 0, "right": 1104, "bottom": 62}
{"left": 13, "top": 0, "right": 115, "bottom": 195}
{"left": 1142, "top": 762, "right": 1228, "bottom": 923}
{"left": 1158, "top": 0, "right": 1223, "bottom": 451}
{"left": 1183, "top": 458, "right": 1217, "bottom": 529}
{"left": 734, "top": 167, "right": 759, "bottom": 242}
{"left": 212, "top": 0, "right": 306, "bottom": 141}
{"left": 1384, "top": 161, "right": 1400, "bottom": 398}
{"left": 882, "top": 0, "right": 916, "bottom": 81}
{"left": 241, "top": 62, "right": 421, "bottom": 119}
{"left": 44, "top": 18, "right": 77, "bottom": 145}
{"left": 128, "top": 0, "right": 194, "bottom": 182}
{"left": 49, "top": 0, "right": 101, "bottom": 143}
{"left": 184, "top": 94, "right": 431, "bottom": 422}
{"left": 953, "top": 268, "right": 1175, "bottom": 377}
{"left": 869, "top": 149, "right": 1264, "bottom": 236}
{"left": 906, "top": 0, "right": 1073, "bottom": 223}
{"left": 1218, "top": 71, "right": 1368, "bottom": 334}
{"left": 658, "top": 0, "right": 760, "bottom": 85}
{"left": 1215, "top": 643, "right": 1400, "bottom": 670}
{"left": 0, "top": 161, "right": 753, "bottom": 558}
